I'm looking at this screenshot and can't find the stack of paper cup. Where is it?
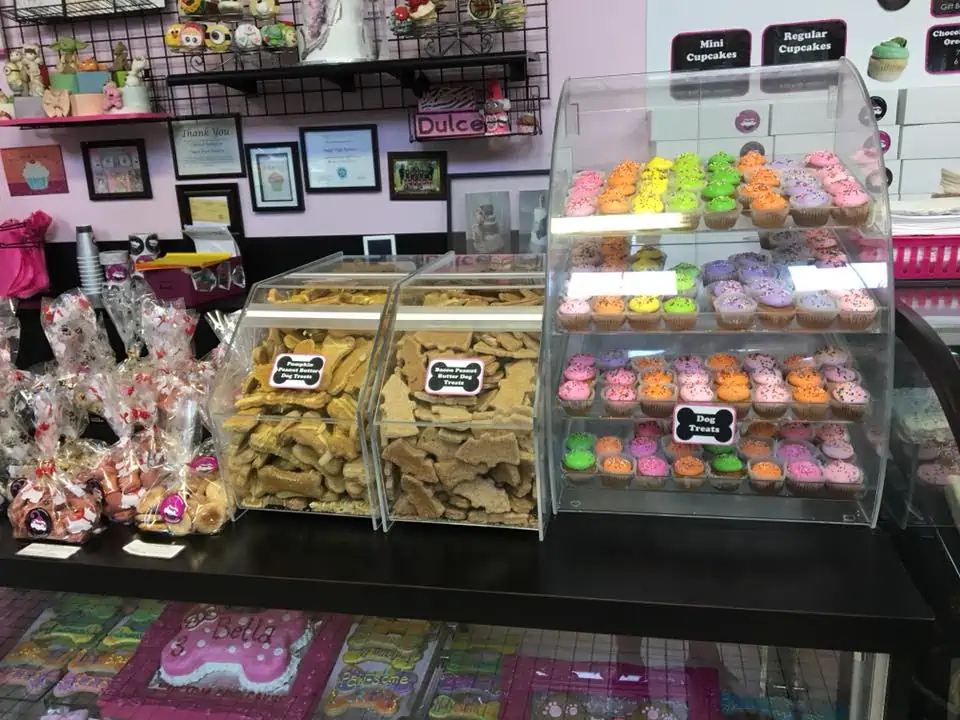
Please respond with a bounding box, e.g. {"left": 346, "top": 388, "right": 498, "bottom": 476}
{"left": 76, "top": 225, "right": 103, "bottom": 297}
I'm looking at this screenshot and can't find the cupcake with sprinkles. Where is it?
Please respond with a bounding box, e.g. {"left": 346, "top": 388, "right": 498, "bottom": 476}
{"left": 557, "top": 297, "right": 591, "bottom": 331}
{"left": 672, "top": 456, "right": 706, "bottom": 490}
{"left": 824, "top": 460, "right": 864, "bottom": 498}
{"left": 603, "top": 384, "right": 639, "bottom": 417}
{"left": 796, "top": 291, "right": 839, "bottom": 329}
{"left": 837, "top": 290, "right": 878, "bottom": 330}
{"left": 591, "top": 295, "right": 627, "bottom": 331}
{"left": 749, "top": 459, "right": 785, "bottom": 495}
{"left": 786, "top": 459, "right": 825, "bottom": 496}
{"left": 600, "top": 455, "right": 634, "bottom": 488}
{"left": 831, "top": 381, "right": 870, "bottom": 420}
{"left": 635, "top": 455, "right": 670, "bottom": 490}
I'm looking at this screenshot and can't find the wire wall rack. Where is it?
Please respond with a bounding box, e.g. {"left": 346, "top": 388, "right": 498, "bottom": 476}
{"left": 0, "top": 0, "right": 548, "bottom": 121}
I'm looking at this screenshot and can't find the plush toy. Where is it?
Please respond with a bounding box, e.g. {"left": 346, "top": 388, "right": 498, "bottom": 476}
{"left": 102, "top": 80, "right": 123, "bottom": 112}
{"left": 179, "top": 23, "right": 205, "bottom": 51}
{"left": 164, "top": 23, "right": 185, "bottom": 49}
{"left": 204, "top": 24, "right": 232, "bottom": 52}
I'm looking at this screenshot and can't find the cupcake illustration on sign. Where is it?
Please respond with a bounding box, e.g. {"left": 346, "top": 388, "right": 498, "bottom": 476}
{"left": 867, "top": 37, "right": 909, "bottom": 81}
{"left": 22, "top": 160, "right": 50, "bottom": 191}
{"left": 268, "top": 170, "right": 285, "bottom": 192}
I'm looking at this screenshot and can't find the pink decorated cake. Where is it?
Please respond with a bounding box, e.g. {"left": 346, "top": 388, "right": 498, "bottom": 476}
{"left": 159, "top": 605, "right": 312, "bottom": 693}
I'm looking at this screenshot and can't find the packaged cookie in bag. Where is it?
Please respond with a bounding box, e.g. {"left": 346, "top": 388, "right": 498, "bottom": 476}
{"left": 7, "top": 376, "right": 102, "bottom": 542}
{"left": 136, "top": 383, "right": 232, "bottom": 535}
{"left": 141, "top": 295, "right": 199, "bottom": 416}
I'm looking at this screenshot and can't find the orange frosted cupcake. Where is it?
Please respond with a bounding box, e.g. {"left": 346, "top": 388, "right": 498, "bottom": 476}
{"left": 706, "top": 352, "right": 739, "bottom": 371}
{"left": 740, "top": 438, "right": 773, "bottom": 460}
{"left": 751, "top": 191, "right": 788, "bottom": 228}
{"left": 673, "top": 456, "right": 706, "bottom": 490}
{"left": 717, "top": 383, "right": 751, "bottom": 415}
{"left": 715, "top": 369, "right": 749, "bottom": 387}
{"left": 591, "top": 296, "right": 626, "bottom": 331}
{"left": 737, "top": 150, "right": 767, "bottom": 179}
{"left": 630, "top": 355, "right": 667, "bottom": 373}
{"left": 599, "top": 194, "right": 630, "bottom": 215}
{"left": 595, "top": 435, "right": 624, "bottom": 456}
{"left": 783, "top": 354, "right": 814, "bottom": 371}
{"left": 751, "top": 168, "right": 780, "bottom": 187}
{"left": 601, "top": 455, "right": 634, "bottom": 488}
{"left": 745, "top": 421, "right": 777, "bottom": 439}
{"left": 738, "top": 182, "right": 773, "bottom": 208}
{"left": 601, "top": 236, "right": 629, "bottom": 260}
{"left": 786, "top": 368, "right": 823, "bottom": 389}
{"left": 613, "top": 159, "right": 641, "bottom": 175}
{"left": 749, "top": 459, "right": 785, "bottom": 495}
{"left": 641, "top": 369, "right": 673, "bottom": 386}
{"left": 793, "top": 386, "right": 829, "bottom": 420}
{"left": 639, "top": 383, "right": 676, "bottom": 418}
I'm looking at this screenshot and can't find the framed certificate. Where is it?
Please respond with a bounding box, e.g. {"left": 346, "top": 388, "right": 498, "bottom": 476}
{"left": 175, "top": 183, "right": 245, "bottom": 238}
{"left": 299, "top": 124, "right": 381, "bottom": 193}
{"left": 169, "top": 115, "right": 245, "bottom": 180}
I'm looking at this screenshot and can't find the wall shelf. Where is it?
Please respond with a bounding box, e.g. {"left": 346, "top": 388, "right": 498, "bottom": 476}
{"left": 0, "top": 112, "right": 169, "bottom": 129}
{"left": 165, "top": 51, "right": 537, "bottom": 95}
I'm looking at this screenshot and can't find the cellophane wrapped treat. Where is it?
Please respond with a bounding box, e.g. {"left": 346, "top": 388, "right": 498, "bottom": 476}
{"left": 7, "top": 375, "right": 102, "bottom": 542}
{"left": 0, "top": 301, "right": 35, "bottom": 505}
{"left": 136, "top": 384, "right": 233, "bottom": 535}
{"left": 141, "top": 296, "right": 199, "bottom": 419}
{"left": 194, "top": 309, "right": 240, "bottom": 399}
{"left": 102, "top": 276, "right": 152, "bottom": 361}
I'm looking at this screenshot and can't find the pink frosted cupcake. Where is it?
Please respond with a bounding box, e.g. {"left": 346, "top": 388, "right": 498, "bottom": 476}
{"left": 559, "top": 380, "right": 594, "bottom": 414}
{"left": 677, "top": 369, "right": 710, "bottom": 386}
{"left": 564, "top": 362, "right": 597, "bottom": 384}
{"left": 680, "top": 383, "right": 714, "bottom": 404}
{"left": 557, "top": 297, "right": 591, "bottom": 331}
{"left": 751, "top": 368, "right": 783, "bottom": 386}
{"left": 628, "top": 436, "right": 659, "bottom": 459}
{"left": 786, "top": 460, "right": 825, "bottom": 495}
{"left": 831, "top": 186, "right": 871, "bottom": 226}
{"left": 816, "top": 423, "right": 850, "bottom": 444}
{"left": 567, "top": 352, "right": 596, "bottom": 367}
{"left": 635, "top": 455, "right": 670, "bottom": 489}
{"left": 753, "top": 383, "right": 790, "bottom": 419}
{"left": 804, "top": 150, "right": 842, "bottom": 169}
{"left": 814, "top": 346, "right": 850, "bottom": 367}
{"left": 824, "top": 460, "right": 863, "bottom": 498}
{"left": 837, "top": 291, "right": 878, "bottom": 330}
{"left": 823, "top": 365, "right": 859, "bottom": 389}
{"left": 821, "top": 440, "right": 855, "bottom": 461}
{"left": 565, "top": 196, "right": 598, "bottom": 217}
{"left": 831, "top": 382, "right": 870, "bottom": 420}
{"left": 634, "top": 420, "right": 663, "bottom": 438}
{"left": 780, "top": 422, "right": 814, "bottom": 443}
{"left": 918, "top": 463, "right": 950, "bottom": 487}
{"left": 743, "top": 352, "right": 777, "bottom": 371}
{"left": 603, "top": 368, "right": 637, "bottom": 387}
{"left": 603, "top": 384, "right": 638, "bottom": 417}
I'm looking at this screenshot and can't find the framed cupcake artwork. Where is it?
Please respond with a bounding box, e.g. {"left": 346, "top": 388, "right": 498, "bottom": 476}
{"left": 1, "top": 145, "right": 68, "bottom": 196}
{"left": 245, "top": 142, "right": 305, "bottom": 213}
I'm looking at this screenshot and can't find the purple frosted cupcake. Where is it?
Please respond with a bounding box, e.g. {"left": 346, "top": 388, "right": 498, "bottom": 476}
{"left": 744, "top": 278, "right": 789, "bottom": 300}
{"left": 714, "top": 293, "right": 757, "bottom": 331}
{"left": 790, "top": 190, "right": 832, "bottom": 227}
{"left": 796, "top": 291, "right": 839, "bottom": 329}
{"left": 756, "top": 288, "right": 796, "bottom": 328}
{"left": 770, "top": 158, "right": 799, "bottom": 170}
{"left": 702, "top": 260, "right": 737, "bottom": 285}
{"left": 730, "top": 251, "right": 769, "bottom": 266}
{"left": 597, "top": 349, "right": 629, "bottom": 370}
{"left": 738, "top": 263, "right": 778, "bottom": 284}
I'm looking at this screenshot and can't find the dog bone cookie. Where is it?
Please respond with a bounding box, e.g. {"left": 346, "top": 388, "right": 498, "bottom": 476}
{"left": 430, "top": 694, "right": 501, "bottom": 720}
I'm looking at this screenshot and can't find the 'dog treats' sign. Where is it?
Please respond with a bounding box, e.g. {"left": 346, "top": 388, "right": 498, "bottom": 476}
{"left": 673, "top": 404, "right": 736, "bottom": 445}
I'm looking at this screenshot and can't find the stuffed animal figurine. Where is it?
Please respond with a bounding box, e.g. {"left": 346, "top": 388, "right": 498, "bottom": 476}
{"left": 4, "top": 49, "right": 24, "bottom": 97}
{"left": 102, "top": 80, "right": 123, "bottom": 112}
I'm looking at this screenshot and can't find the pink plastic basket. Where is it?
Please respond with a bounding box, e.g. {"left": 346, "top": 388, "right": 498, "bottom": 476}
{"left": 893, "top": 235, "right": 960, "bottom": 280}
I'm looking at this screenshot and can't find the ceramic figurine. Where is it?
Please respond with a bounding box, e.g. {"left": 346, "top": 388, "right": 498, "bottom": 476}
{"left": 409, "top": 0, "right": 436, "bottom": 24}
{"left": 20, "top": 46, "right": 45, "bottom": 98}
{"left": 111, "top": 41, "right": 130, "bottom": 72}
{"left": 483, "top": 80, "right": 510, "bottom": 135}
{"left": 251, "top": 0, "right": 277, "bottom": 17}
{"left": 42, "top": 88, "right": 70, "bottom": 117}
{"left": 75, "top": 57, "right": 100, "bottom": 71}
{"left": 204, "top": 24, "right": 232, "bottom": 52}
{"left": 48, "top": 38, "right": 88, "bottom": 73}
{"left": 102, "top": 80, "right": 122, "bottom": 112}
{"left": 498, "top": 0, "right": 526, "bottom": 28}
{"left": 219, "top": 0, "right": 242, "bottom": 12}
{"left": 466, "top": 0, "right": 495, "bottom": 21}
{"left": 261, "top": 23, "right": 286, "bottom": 48}
{"left": 281, "top": 21, "right": 297, "bottom": 47}
{"left": 389, "top": 6, "right": 412, "bottom": 34}
{"left": 4, "top": 49, "right": 24, "bottom": 97}
{"left": 164, "top": 23, "right": 185, "bottom": 49}
{"left": 179, "top": 23, "right": 206, "bottom": 51}
{"left": 233, "top": 21, "right": 261, "bottom": 50}
{"left": 126, "top": 57, "right": 147, "bottom": 86}
{"left": 178, "top": 0, "right": 205, "bottom": 15}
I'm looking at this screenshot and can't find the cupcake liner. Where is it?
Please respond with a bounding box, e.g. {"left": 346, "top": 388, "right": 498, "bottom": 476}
{"left": 830, "top": 398, "right": 868, "bottom": 421}
{"left": 603, "top": 393, "right": 639, "bottom": 417}
{"left": 757, "top": 303, "right": 796, "bottom": 329}
{"left": 591, "top": 311, "right": 626, "bottom": 332}
{"left": 671, "top": 210, "right": 701, "bottom": 232}
{"left": 747, "top": 458, "right": 785, "bottom": 495}
{"left": 562, "top": 463, "right": 598, "bottom": 486}
{"left": 831, "top": 203, "right": 870, "bottom": 227}
{"left": 786, "top": 478, "right": 826, "bottom": 497}
{"left": 626, "top": 310, "right": 662, "bottom": 331}
{"left": 715, "top": 307, "right": 755, "bottom": 331}
{"left": 600, "top": 456, "right": 635, "bottom": 488}
{"left": 639, "top": 383, "right": 677, "bottom": 419}
{"left": 825, "top": 466, "right": 865, "bottom": 499}
{"left": 556, "top": 311, "right": 591, "bottom": 331}
{"left": 560, "top": 389, "right": 595, "bottom": 415}
{"left": 751, "top": 206, "right": 789, "bottom": 229}
{"left": 867, "top": 57, "right": 906, "bottom": 82}
{"left": 635, "top": 464, "right": 668, "bottom": 490}
{"left": 663, "top": 308, "right": 700, "bottom": 331}
{"left": 720, "top": 399, "right": 752, "bottom": 417}
{"left": 672, "top": 471, "right": 706, "bottom": 490}
{"left": 790, "top": 206, "right": 832, "bottom": 228}
{"left": 752, "top": 395, "right": 789, "bottom": 419}
{"left": 793, "top": 399, "right": 830, "bottom": 421}
{"left": 796, "top": 307, "right": 838, "bottom": 329}
{"left": 825, "top": 370, "right": 862, "bottom": 391}
{"left": 709, "top": 473, "right": 744, "bottom": 492}
{"left": 837, "top": 308, "right": 878, "bottom": 330}
{"left": 703, "top": 204, "right": 740, "bottom": 230}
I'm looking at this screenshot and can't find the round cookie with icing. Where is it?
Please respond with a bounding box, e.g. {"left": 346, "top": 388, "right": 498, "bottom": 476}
{"left": 159, "top": 604, "right": 312, "bottom": 693}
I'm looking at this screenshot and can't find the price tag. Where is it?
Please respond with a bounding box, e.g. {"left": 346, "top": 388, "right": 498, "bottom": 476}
{"left": 17, "top": 543, "right": 80, "bottom": 560}
{"left": 673, "top": 404, "right": 736, "bottom": 446}
{"left": 425, "top": 358, "right": 484, "bottom": 397}
{"left": 269, "top": 353, "right": 325, "bottom": 390}
{"left": 123, "top": 539, "right": 185, "bottom": 559}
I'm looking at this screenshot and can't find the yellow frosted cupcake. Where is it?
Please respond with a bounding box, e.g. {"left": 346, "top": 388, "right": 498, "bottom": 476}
{"left": 646, "top": 156, "right": 674, "bottom": 172}
{"left": 627, "top": 295, "right": 661, "bottom": 330}
{"left": 631, "top": 195, "right": 664, "bottom": 214}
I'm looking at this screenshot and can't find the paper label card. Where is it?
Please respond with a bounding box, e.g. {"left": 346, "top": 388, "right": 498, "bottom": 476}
{"left": 673, "top": 404, "right": 736, "bottom": 446}
{"left": 425, "top": 358, "right": 484, "bottom": 396}
{"left": 269, "top": 354, "right": 325, "bottom": 390}
{"left": 17, "top": 543, "right": 80, "bottom": 559}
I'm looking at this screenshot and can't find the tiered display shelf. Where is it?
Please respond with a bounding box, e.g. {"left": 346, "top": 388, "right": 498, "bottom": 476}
{"left": 544, "top": 61, "right": 895, "bottom": 526}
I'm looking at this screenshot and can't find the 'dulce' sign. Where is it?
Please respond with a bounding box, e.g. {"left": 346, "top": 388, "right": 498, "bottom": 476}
{"left": 415, "top": 111, "right": 486, "bottom": 140}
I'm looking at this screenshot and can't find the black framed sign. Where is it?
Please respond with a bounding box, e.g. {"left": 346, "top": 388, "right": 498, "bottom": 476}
{"left": 388, "top": 151, "right": 448, "bottom": 201}
{"left": 175, "top": 182, "right": 245, "bottom": 238}
{"left": 80, "top": 139, "right": 152, "bottom": 201}
{"left": 169, "top": 114, "right": 245, "bottom": 180}
{"left": 299, "top": 124, "right": 381, "bottom": 193}
{"left": 245, "top": 142, "right": 305, "bottom": 213}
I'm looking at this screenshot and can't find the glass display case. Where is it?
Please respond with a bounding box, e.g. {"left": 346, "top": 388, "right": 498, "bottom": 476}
{"left": 210, "top": 252, "right": 435, "bottom": 527}
{"left": 545, "top": 60, "right": 894, "bottom": 526}
{"left": 369, "top": 253, "right": 548, "bottom": 536}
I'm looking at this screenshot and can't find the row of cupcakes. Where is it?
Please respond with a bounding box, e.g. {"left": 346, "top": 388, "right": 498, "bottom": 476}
{"left": 628, "top": 416, "right": 856, "bottom": 445}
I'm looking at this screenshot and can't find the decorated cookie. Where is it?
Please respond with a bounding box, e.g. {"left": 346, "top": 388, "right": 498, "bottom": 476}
{"left": 430, "top": 693, "right": 500, "bottom": 720}
{"left": 445, "top": 650, "right": 502, "bottom": 675}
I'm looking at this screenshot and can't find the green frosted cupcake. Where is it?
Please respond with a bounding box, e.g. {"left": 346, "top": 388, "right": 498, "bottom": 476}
{"left": 671, "top": 262, "right": 700, "bottom": 277}
{"left": 710, "top": 166, "right": 742, "bottom": 185}
{"left": 663, "top": 296, "right": 699, "bottom": 331}
{"left": 708, "top": 151, "right": 737, "bottom": 166}
{"left": 711, "top": 454, "right": 745, "bottom": 491}
{"left": 702, "top": 180, "right": 737, "bottom": 201}
{"left": 563, "top": 449, "right": 596, "bottom": 472}
{"left": 704, "top": 195, "right": 740, "bottom": 230}
{"left": 566, "top": 432, "right": 596, "bottom": 452}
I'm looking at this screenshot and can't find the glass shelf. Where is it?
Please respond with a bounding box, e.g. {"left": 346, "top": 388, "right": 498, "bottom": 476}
{"left": 550, "top": 214, "right": 885, "bottom": 238}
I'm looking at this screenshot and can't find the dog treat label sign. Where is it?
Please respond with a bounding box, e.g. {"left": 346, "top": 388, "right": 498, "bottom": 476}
{"left": 269, "top": 353, "right": 325, "bottom": 390}
{"left": 673, "top": 404, "right": 736, "bottom": 445}
{"left": 425, "top": 358, "right": 484, "bottom": 396}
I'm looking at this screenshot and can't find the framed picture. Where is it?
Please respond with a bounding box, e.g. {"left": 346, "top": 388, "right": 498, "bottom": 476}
{"left": 245, "top": 142, "right": 304, "bottom": 213}
{"left": 80, "top": 139, "right": 152, "bottom": 201}
{"left": 169, "top": 114, "right": 245, "bottom": 180}
{"left": 299, "top": 124, "right": 381, "bottom": 193}
{"left": 0, "top": 145, "right": 68, "bottom": 196}
{"left": 388, "top": 151, "right": 448, "bottom": 201}
{"left": 446, "top": 169, "right": 549, "bottom": 252}
{"left": 175, "top": 183, "right": 245, "bottom": 238}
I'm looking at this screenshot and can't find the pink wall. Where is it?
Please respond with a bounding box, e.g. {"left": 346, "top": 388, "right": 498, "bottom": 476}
{"left": 0, "top": 0, "right": 644, "bottom": 243}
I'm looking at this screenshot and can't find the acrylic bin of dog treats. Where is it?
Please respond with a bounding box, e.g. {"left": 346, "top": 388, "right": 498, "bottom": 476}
{"left": 541, "top": 62, "right": 896, "bottom": 528}
{"left": 209, "top": 252, "right": 439, "bottom": 527}
{"left": 369, "top": 253, "right": 549, "bottom": 536}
